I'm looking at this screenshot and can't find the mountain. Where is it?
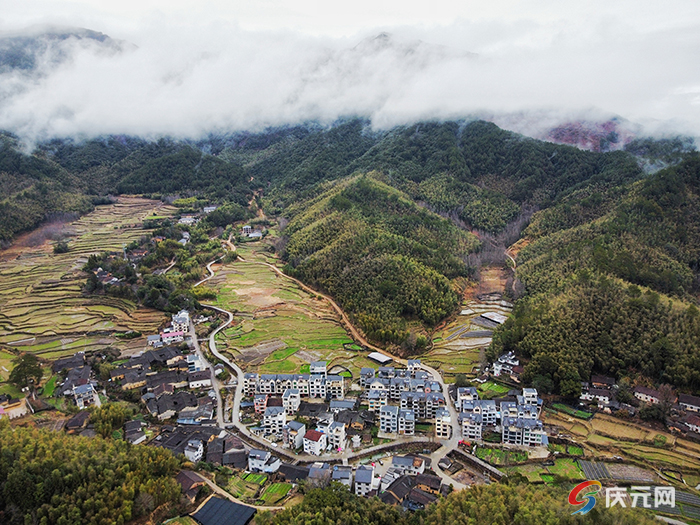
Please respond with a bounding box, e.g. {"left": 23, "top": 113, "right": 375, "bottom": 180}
{"left": 0, "top": 26, "right": 126, "bottom": 75}
{"left": 282, "top": 174, "right": 479, "bottom": 347}
{"left": 2, "top": 117, "right": 700, "bottom": 382}
{"left": 491, "top": 154, "right": 700, "bottom": 395}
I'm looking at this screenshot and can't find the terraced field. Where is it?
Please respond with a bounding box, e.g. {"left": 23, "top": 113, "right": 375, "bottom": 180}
{"left": 0, "top": 197, "right": 176, "bottom": 364}
{"left": 425, "top": 293, "right": 512, "bottom": 376}
{"left": 545, "top": 411, "right": 700, "bottom": 473}
{"left": 203, "top": 245, "right": 368, "bottom": 376}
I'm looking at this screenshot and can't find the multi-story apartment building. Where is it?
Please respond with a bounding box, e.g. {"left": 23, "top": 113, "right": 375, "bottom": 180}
{"left": 380, "top": 405, "right": 399, "bottom": 433}
{"left": 435, "top": 408, "right": 452, "bottom": 439}
{"left": 326, "top": 375, "right": 345, "bottom": 399}
{"left": 263, "top": 406, "right": 286, "bottom": 436}
{"left": 309, "top": 374, "right": 327, "bottom": 398}
{"left": 398, "top": 409, "right": 415, "bottom": 436}
{"left": 368, "top": 390, "right": 389, "bottom": 412}
{"left": 282, "top": 388, "right": 301, "bottom": 415}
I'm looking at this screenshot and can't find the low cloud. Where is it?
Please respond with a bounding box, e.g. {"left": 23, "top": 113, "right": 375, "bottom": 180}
{"left": 1, "top": 4, "right": 699, "bottom": 144}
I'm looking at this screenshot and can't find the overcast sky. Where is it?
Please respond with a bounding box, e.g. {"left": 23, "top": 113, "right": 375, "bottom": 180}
{"left": 1, "top": 0, "right": 699, "bottom": 142}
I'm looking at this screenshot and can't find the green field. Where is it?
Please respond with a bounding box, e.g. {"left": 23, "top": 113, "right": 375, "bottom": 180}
{"left": 0, "top": 198, "right": 175, "bottom": 362}
{"left": 552, "top": 403, "right": 593, "bottom": 420}
{"left": 547, "top": 458, "right": 585, "bottom": 481}
{"left": 42, "top": 375, "right": 57, "bottom": 397}
{"left": 477, "top": 381, "right": 511, "bottom": 398}
{"left": 244, "top": 473, "right": 267, "bottom": 485}
{"left": 203, "top": 247, "right": 370, "bottom": 375}
{"left": 226, "top": 475, "right": 262, "bottom": 500}
{"left": 260, "top": 482, "right": 292, "bottom": 504}
{"left": 476, "top": 447, "right": 527, "bottom": 466}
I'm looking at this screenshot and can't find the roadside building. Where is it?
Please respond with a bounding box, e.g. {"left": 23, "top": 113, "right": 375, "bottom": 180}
{"left": 303, "top": 430, "right": 327, "bottom": 456}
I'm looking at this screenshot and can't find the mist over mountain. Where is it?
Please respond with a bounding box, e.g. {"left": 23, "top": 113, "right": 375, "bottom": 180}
{"left": 0, "top": 20, "right": 698, "bottom": 146}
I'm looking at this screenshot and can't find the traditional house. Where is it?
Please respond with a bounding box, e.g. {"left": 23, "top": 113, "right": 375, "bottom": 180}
{"left": 680, "top": 394, "right": 700, "bottom": 413}
{"left": 634, "top": 386, "right": 662, "bottom": 404}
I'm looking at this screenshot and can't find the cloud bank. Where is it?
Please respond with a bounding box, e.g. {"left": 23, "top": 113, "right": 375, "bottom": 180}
{"left": 1, "top": 1, "right": 699, "bottom": 143}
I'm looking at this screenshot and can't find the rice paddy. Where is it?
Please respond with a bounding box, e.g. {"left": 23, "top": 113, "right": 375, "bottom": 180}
{"left": 0, "top": 197, "right": 176, "bottom": 371}
{"left": 203, "top": 245, "right": 370, "bottom": 375}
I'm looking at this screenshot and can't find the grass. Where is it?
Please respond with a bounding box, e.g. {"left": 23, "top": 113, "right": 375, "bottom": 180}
{"left": 568, "top": 446, "right": 584, "bottom": 456}
{"left": 507, "top": 463, "right": 545, "bottom": 483}
{"left": 0, "top": 382, "right": 23, "bottom": 397}
{"left": 653, "top": 434, "right": 668, "bottom": 448}
{"left": 547, "top": 458, "right": 585, "bottom": 481}
{"left": 548, "top": 444, "right": 567, "bottom": 454}
{"left": 42, "top": 375, "right": 57, "bottom": 397}
{"left": 270, "top": 347, "right": 298, "bottom": 361}
{"left": 552, "top": 403, "right": 593, "bottom": 420}
{"left": 163, "top": 518, "right": 198, "bottom": 525}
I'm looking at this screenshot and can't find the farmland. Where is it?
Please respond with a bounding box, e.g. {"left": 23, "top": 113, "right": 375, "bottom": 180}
{"left": 423, "top": 268, "right": 512, "bottom": 377}
{"left": 0, "top": 197, "right": 175, "bottom": 373}
{"left": 544, "top": 411, "right": 700, "bottom": 473}
{"left": 505, "top": 458, "right": 585, "bottom": 483}
{"left": 203, "top": 244, "right": 371, "bottom": 376}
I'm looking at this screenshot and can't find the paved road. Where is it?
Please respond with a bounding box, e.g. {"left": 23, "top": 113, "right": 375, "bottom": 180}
{"left": 193, "top": 243, "right": 466, "bottom": 484}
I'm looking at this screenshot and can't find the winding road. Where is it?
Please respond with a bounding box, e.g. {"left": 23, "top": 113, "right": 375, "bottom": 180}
{"left": 191, "top": 241, "right": 467, "bottom": 489}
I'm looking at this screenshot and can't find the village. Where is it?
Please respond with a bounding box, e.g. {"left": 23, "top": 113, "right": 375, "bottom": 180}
{"left": 3, "top": 210, "right": 700, "bottom": 523}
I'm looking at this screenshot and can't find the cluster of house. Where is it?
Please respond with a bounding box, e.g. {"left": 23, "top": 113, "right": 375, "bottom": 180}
{"left": 93, "top": 266, "right": 121, "bottom": 286}
{"left": 245, "top": 447, "right": 444, "bottom": 511}
{"left": 579, "top": 375, "right": 700, "bottom": 436}
{"left": 360, "top": 360, "right": 451, "bottom": 439}
{"left": 244, "top": 362, "right": 364, "bottom": 453}
{"left": 147, "top": 310, "right": 190, "bottom": 348}
{"left": 244, "top": 361, "right": 346, "bottom": 401}
{"left": 151, "top": 425, "right": 248, "bottom": 470}
{"left": 52, "top": 352, "right": 101, "bottom": 410}
{"left": 456, "top": 386, "right": 546, "bottom": 447}
{"left": 490, "top": 351, "right": 524, "bottom": 381}
{"left": 110, "top": 347, "right": 218, "bottom": 423}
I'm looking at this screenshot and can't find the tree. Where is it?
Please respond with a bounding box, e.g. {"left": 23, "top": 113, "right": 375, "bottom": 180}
{"left": 9, "top": 353, "right": 43, "bottom": 391}
{"left": 53, "top": 241, "right": 69, "bottom": 254}
{"left": 454, "top": 374, "right": 469, "bottom": 388}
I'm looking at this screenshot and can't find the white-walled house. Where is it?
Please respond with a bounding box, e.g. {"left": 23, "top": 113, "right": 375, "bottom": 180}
{"left": 303, "top": 430, "right": 327, "bottom": 456}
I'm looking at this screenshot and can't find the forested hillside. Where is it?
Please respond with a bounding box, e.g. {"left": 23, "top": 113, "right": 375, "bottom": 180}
{"left": 282, "top": 174, "right": 479, "bottom": 347}
{"left": 0, "top": 134, "right": 94, "bottom": 242}
{"left": 258, "top": 483, "right": 656, "bottom": 525}
{"left": 0, "top": 421, "right": 182, "bottom": 525}
{"left": 491, "top": 155, "right": 700, "bottom": 395}
{"left": 2, "top": 118, "right": 699, "bottom": 384}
